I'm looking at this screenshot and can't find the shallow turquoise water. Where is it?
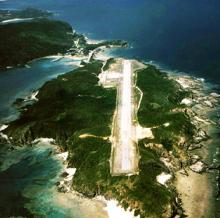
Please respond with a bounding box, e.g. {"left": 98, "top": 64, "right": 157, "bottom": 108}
{"left": 0, "top": 143, "right": 72, "bottom": 217}
{"left": 0, "top": 1, "right": 220, "bottom": 216}
{"left": 0, "top": 57, "right": 78, "bottom": 122}
{"left": 1, "top": 0, "right": 220, "bottom": 84}
{"left": 0, "top": 56, "right": 80, "bottom": 217}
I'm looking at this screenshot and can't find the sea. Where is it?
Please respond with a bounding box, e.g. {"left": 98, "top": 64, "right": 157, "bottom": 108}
{"left": 0, "top": 0, "right": 220, "bottom": 217}
{"left": 1, "top": 0, "right": 220, "bottom": 84}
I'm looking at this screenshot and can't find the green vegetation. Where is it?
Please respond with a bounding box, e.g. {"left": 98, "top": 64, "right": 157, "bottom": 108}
{"left": 70, "top": 33, "right": 127, "bottom": 56}
{"left": 5, "top": 61, "right": 116, "bottom": 146}
{"left": 0, "top": 8, "right": 190, "bottom": 217}
{"left": 85, "top": 40, "right": 127, "bottom": 51}
{"left": 0, "top": 8, "right": 127, "bottom": 70}
{"left": 0, "top": 18, "right": 74, "bottom": 69}
{"left": 69, "top": 135, "right": 174, "bottom": 218}
{"left": 103, "top": 58, "right": 116, "bottom": 71}
{"left": 5, "top": 61, "right": 182, "bottom": 218}
{"left": 136, "top": 65, "right": 195, "bottom": 150}
{"left": 0, "top": 8, "right": 52, "bottom": 22}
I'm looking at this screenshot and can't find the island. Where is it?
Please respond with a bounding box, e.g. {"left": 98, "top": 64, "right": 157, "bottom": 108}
{"left": 0, "top": 8, "right": 219, "bottom": 218}
{"left": 0, "top": 8, "right": 127, "bottom": 70}
{"left": 3, "top": 54, "right": 212, "bottom": 217}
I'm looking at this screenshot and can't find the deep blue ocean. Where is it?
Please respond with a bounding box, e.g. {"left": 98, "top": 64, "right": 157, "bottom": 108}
{"left": 1, "top": 0, "right": 220, "bottom": 84}
{"left": 1, "top": 0, "right": 220, "bottom": 217}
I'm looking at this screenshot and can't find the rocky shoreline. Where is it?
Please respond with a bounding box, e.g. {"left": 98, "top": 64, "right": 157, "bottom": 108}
{"left": 169, "top": 74, "right": 220, "bottom": 217}
{"left": 0, "top": 6, "right": 219, "bottom": 218}
{"left": 1, "top": 63, "right": 220, "bottom": 218}
{"left": 46, "top": 69, "right": 220, "bottom": 218}
{"left": 0, "top": 12, "right": 219, "bottom": 216}
{"left": 0, "top": 7, "right": 127, "bottom": 71}
{"left": 0, "top": 60, "right": 220, "bottom": 218}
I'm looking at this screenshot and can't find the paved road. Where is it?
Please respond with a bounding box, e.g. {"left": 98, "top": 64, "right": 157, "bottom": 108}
{"left": 111, "top": 60, "right": 139, "bottom": 176}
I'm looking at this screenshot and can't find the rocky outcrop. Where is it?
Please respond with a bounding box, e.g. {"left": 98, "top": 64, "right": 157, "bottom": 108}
{"left": 189, "top": 161, "right": 207, "bottom": 173}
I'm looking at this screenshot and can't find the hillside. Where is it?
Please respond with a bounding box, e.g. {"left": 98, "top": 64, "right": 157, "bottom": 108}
{"left": 0, "top": 18, "right": 74, "bottom": 69}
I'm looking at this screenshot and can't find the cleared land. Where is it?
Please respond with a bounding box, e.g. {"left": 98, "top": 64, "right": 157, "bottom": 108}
{"left": 5, "top": 60, "right": 190, "bottom": 217}
{"left": 110, "top": 60, "right": 139, "bottom": 176}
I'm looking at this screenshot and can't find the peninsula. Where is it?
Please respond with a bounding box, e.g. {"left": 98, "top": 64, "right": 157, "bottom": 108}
{"left": 0, "top": 8, "right": 219, "bottom": 218}
{"left": 0, "top": 8, "right": 126, "bottom": 70}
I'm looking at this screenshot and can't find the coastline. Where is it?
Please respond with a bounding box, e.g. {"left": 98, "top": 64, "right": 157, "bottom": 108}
{"left": 168, "top": 73, "right": 220, "bottom": 217}
{"left": 55, "top": 147, "right": 139, "bottom": 218}
{"left": 175, "top": 170, "right": 213, "bottom": 218}
{"left": 1, "top": 54, "right": 220, "bottom": 218}
{"left": 1, "top": 45, "right": 220, "bottom": 217}
{"left": 0, "top": 9, "right": 220, "bottom": 217}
